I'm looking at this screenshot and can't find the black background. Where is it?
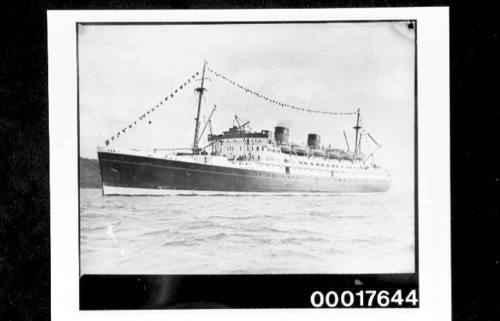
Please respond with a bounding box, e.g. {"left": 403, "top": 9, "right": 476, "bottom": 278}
{"left": 0, "top": 1, "right": 498, "bottom": 320}
{"left": 80, "top": 274, "right": 418, "bottom": 309}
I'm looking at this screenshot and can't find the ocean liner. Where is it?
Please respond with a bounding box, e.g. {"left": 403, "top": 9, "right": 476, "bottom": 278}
{"left": 97, "top": 61, "right": 391, "bottom": 195}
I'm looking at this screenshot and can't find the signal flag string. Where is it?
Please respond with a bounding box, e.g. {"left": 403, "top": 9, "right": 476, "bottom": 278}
{"left": 206, "top": 66, "right": 357, "bottom": 116}
{"left": 103, "top": 71, "right": 200, "bottom": 146}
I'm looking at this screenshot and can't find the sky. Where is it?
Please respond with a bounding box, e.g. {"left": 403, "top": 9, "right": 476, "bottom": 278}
{"left": 78, "top": 22, "right": 415, "bottom": 187}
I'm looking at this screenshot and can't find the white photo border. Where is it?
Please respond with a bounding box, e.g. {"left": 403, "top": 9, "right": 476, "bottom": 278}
{"left": 49, "top": 7, "right": 450, "bottom": 321}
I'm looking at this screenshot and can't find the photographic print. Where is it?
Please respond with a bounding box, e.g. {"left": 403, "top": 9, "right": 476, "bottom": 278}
{"left": 48, "top": 9, "right": 451, "bottom": 315}
{"left": 78, "top": 21, "right": 416, "bottom": 278}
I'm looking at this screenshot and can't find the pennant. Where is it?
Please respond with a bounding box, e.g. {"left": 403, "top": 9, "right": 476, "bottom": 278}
{"left": 210, "top": 67, "right": 356, "bottom": 118}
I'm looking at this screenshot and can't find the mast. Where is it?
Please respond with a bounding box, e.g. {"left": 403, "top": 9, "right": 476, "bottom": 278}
{"left": 353, "top": 108, "right": 361, "bottom": 154}
{"left": 193, "top": 60, "right": 207, "bottom": 154}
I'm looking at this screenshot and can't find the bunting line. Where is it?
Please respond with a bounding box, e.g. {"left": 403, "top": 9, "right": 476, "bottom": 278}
{"left": 104, "top": 71, "right": 200, "bottom": 146}
{"left": 206, "top": 67, "right": 357, "bottom": 116}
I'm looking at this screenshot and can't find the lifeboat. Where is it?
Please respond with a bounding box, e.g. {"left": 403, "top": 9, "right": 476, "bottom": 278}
{"left": 291, "top": 145, "right": 309, "bottom": 156}
{"left": 280, "top": 145, "right": 291, "bottom": 154}
{"left": 311, "top": 149, "right": 326, "bottom": 157}
{"left": 326, "top": 149, "right": 342, "bottom": 159}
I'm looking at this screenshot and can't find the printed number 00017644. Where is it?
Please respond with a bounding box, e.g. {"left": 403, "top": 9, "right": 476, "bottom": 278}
{"left": 310, "top": 289, "right": 418, "bottom": 308}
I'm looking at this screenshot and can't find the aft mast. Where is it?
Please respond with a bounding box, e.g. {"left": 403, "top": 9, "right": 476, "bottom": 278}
{"left": 353, "top": 108, "right": 362, "bottom": 155}
{"left": 193, "top": 60, "right": 207, "bottom": 154}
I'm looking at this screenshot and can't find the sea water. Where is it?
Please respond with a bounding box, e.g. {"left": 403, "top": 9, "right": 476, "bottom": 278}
{"left": 80, "top": 187, "right": 415, "bottom": 274}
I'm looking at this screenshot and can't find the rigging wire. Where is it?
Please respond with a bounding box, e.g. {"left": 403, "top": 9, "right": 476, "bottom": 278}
{"left": 103, "top": 71, "right": 200, "bottom": 146}
{"left": 102, "top": 62, "right": 383, "bottom": 158}
{"left": 207, "top": 66, "right": 358, "bottom": 116}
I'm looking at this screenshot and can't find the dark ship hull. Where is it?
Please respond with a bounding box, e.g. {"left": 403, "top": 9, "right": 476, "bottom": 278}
{"left": 98, "top": 151, "right": 390, "bottom": 195}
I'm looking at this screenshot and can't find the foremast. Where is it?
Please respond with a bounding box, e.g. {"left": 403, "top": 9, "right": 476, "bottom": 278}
{"left": 193, "top": 60, "right": 207, "bottom": 154}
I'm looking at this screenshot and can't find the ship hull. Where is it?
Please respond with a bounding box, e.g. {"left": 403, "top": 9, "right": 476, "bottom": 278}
{"left": 97, "top": 151, "right": 390, "bottom": 195}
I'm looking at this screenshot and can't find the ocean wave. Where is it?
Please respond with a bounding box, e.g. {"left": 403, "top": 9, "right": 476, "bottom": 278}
{"left": 162, "top": 240, "right": 198, "bottom": 247}
{"left": 140, "top": 228, "right": 172, "bottom": 237}
{"left": 244, "top": 226, "right": 290, "bottom": 234}
{"left": 109, "top": 191, "right": 351, "bottom": 197}
{"left": 280, "top": 236, "right": 330, "bottom": 244}
{"left": 206, "top": 215, "right": 258, "bottom": 220}
{"left": 230, "top": 233, "right": 257, "bottom": 238}
{"left": 326, "top": 248, "right": 346, "bottom": 255}
{"left": 181, "top": 221, "right": 222, "bottom": 230}
{"left": 326, "top": 214, "right": 369, "bottom": 219}
{"left": 81, "top": 226, "right": 105, "bottom": 233}
{"left": 79, "top": 188, "right": 416, "bottom": 274}
{"left": 201, "top": 232, "right": 229, "bottom": 241}
{"left": 351, "top": 235, "right": 396, "bottom": 244}
{"left": 282, "top": 250, "right": 322, "bottom": 260}
{"left": 308, "top": 210, "right": 330, "bottom": 217}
